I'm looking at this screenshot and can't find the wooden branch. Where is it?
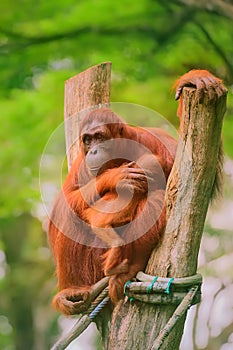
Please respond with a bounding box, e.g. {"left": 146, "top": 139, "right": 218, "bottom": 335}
{"left": 51, "top": 315, "right": 92, "bottom": 350}
{"left": 105, "top": 85, "right": 226, "bottom": 350}
{"left": 64, "top": 62, "right": 111, "bottom": 169}
{"left": 127, "top": 281, "right": 201, "bottom": 294}
{"left": 51, "top": 280, "right": 110, "bottom": 350}
{"left": 124, "top": 291, "right": 201, "bottom": 306}
{"left": 151, "top": 286, "right": 199, "bottom": 350}
{"left": 136, "top": 271, "right": 202, "bottom": 287}
{"left": 170, "top": 0, "right": 233, "bottom": 19}
{"left": 147, "top": 86, "right": 226, "bottom": 278}
{"left": 193, "top": 20, "right": 233, "bottom": 80}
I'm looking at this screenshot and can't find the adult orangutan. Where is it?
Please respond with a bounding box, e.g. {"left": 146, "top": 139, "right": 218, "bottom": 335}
{"left": 48, "top": 70, "right": 225, "bottom": 315}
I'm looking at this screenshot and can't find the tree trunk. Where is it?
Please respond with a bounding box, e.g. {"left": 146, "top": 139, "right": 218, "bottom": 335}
{"left": 102, "top": 87, "right": 226, "bottom": 349}
{"left": 64, "top": 61, "right": 111, "bottom": 169}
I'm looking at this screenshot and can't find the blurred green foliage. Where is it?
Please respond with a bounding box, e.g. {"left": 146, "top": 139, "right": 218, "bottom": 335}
{"left": 0, "top": 1, "right": 232, "bottom": 349}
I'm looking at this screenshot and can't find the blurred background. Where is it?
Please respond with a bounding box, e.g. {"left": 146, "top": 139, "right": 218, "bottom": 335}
{"left": 0, "top": 1, "right": 233, "bottom": 349}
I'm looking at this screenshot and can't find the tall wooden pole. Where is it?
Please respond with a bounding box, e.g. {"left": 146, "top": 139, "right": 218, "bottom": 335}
{"left": 104, "top": 87, "right": 226, "bottom": 349}
{"left": 64, "top": 62, "right": 111, "bottom": 169}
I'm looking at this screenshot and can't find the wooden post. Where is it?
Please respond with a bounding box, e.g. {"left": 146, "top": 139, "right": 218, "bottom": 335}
{"left": 64, "top": 62, "right": 111, "bottom": 169}
{"left": 104, "top": 87, "right": 227, "bottom": 349}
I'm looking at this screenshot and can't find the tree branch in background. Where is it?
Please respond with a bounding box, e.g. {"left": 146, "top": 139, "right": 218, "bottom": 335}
{"left": 152, "top": 8, "right": 196, "bottom": 48}
{"left": 194, "top": 20, "right": 233, "bottom": 81}
{"left": 169, "top": 0, "right": 233, "bottom": 19}
{"left": 0, "top": 8, "right": 195, "bottom": 55}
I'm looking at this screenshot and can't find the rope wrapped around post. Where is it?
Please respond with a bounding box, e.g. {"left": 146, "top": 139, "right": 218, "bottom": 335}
{"left": 51, "top": 272, "right": 202, "bottom": 350}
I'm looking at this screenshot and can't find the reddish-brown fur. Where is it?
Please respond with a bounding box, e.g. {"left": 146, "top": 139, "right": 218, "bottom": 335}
{"left": 48, "top": 70, "right": 225, "bottom": 315}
